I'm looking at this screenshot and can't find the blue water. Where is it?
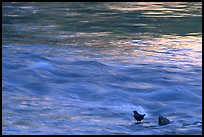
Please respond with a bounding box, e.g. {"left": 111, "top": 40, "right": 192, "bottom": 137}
{"left": 2, "top": 2, "right": 202, "bottom": 135}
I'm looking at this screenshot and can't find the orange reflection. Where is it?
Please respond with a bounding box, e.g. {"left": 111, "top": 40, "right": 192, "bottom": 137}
{"left": 106, "top": 2, "right": 202, "bottom": 17}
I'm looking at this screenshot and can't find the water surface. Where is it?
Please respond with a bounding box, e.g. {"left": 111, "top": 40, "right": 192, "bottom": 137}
{"left": 2, "top": 2, "right": 202, "bottom": 135}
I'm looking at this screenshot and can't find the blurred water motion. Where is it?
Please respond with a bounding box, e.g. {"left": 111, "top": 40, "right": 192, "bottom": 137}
{"left": 2, "top": 2, "right": 202, "bottom": 135}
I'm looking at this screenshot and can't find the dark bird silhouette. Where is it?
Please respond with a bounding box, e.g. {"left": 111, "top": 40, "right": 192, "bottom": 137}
{"left": 133, "top": 111, "right": 146, "bottom": 122}
{"left": 158, "top": 115, "right": 170, "bottom": 126}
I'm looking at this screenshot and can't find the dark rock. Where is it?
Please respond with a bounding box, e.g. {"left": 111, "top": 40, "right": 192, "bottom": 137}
{"left": 158, "top": 115, "right": 170, "bottom": 126}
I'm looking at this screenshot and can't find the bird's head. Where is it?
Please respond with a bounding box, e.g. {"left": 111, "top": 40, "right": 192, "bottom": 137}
{"left": 133, "top": 111, "right": 138, "bottom": 114}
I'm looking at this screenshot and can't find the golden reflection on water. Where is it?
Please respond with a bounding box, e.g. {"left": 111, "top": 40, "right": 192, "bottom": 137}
{"left": 106, "top": 2, "right": 201, "bottom": 18}
{"left": 104, "top": 34, "right": 202, "bottom": 67}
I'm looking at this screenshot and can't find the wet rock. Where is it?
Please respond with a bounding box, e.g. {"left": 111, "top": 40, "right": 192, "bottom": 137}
{"left": 158, "top": 115, "right": 170, "bottom": 126}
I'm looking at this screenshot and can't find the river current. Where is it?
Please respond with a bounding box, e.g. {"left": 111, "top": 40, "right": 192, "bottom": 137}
{"left": 2, "top": 2, "right": 202, "bottom": 135}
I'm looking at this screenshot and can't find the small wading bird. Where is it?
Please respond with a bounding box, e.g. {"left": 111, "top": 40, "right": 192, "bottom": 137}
{"left": 133, "top": 111, "right": 146, "bottom": 122}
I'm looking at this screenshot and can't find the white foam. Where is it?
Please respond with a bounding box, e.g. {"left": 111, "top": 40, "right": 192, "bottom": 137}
{"left": 24, "top": 62, "right": 54, "bottom": 70}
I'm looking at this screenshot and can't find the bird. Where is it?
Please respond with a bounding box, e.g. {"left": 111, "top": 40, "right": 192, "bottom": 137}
{"left": 133, "top": 111, "right": 146, "bottom": 122}
{"left": 158, "top": 115, "right": 170, "bottom": 126}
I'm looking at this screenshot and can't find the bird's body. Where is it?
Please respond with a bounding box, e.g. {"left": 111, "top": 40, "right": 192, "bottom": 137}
{"left": 133, "top": 111, "right": 146, "bottom": 122}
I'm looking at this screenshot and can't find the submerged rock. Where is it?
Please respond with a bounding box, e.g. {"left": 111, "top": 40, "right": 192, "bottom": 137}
{"left": 158, "top": 115, "right": 170, "bottom": 126}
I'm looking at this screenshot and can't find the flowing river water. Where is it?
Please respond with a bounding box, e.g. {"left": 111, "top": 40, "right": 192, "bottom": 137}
{"left": 2, "top": 2, "right": 202, "bottom": 135}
